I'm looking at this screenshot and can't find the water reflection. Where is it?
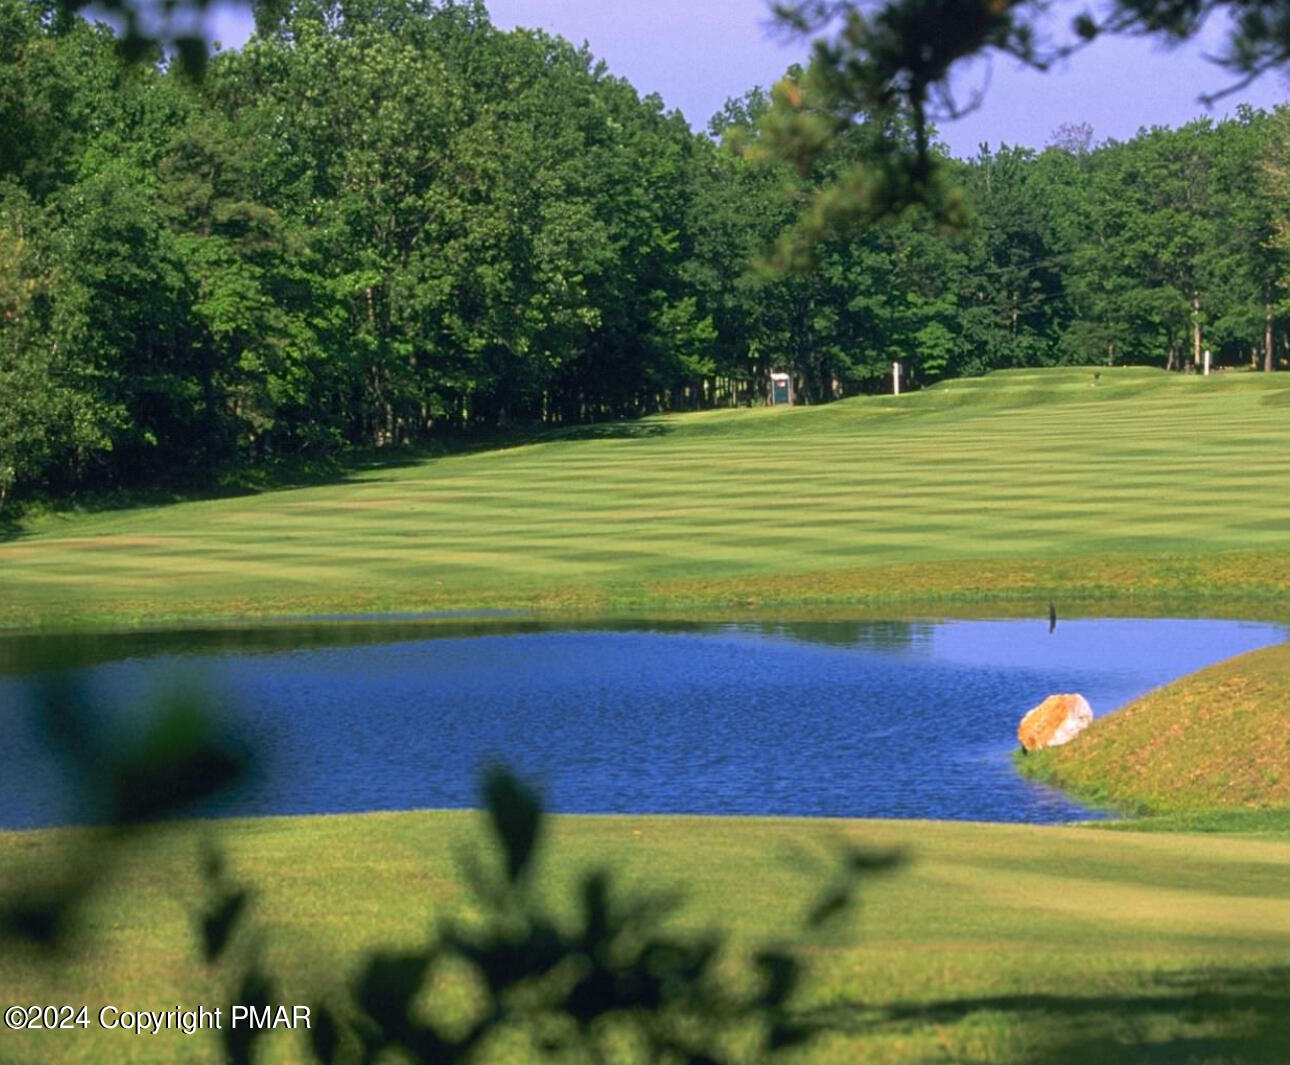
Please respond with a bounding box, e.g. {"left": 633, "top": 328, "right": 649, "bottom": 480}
{"left": 739, "top": 620, "right": 934, "bottom": 652}
{"left": 0, "top": 618, "right": 1282, "bottom": 829}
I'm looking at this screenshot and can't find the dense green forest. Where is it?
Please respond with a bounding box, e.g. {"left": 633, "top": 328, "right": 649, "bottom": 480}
{"left": 2, "top": 0, "right": 1288, "bottom": 507}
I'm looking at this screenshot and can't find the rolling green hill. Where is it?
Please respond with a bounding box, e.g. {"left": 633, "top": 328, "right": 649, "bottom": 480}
{"left": 5, "top": 366, "right": 1290, "bottom": 628}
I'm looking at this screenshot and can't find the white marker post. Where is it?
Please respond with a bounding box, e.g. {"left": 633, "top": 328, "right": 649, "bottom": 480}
{"left": 1203, "top": 348, "right": 1211, "bottom": 376}
{"left": 892, "top": 360, "right": 901, "bottom": 395}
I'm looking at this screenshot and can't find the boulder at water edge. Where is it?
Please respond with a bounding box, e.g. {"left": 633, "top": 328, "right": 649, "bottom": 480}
{"left": 1017, "top": 693, "right": 1093, "bottom": 753}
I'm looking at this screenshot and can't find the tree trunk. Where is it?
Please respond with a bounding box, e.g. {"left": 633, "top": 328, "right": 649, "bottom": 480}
{"left": 1265, "top": 301, "right": 1275, "bottom": 372}
{"left": 1192, "top": 291, "right": 1202, "bottom": 369}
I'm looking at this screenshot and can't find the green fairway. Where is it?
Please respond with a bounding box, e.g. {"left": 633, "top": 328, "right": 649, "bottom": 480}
{"left": 5, "top": 366, "right": 1290, "bottom": 628}
{"left": 2, "top": 811, "right": 1289, "bottom": 1064}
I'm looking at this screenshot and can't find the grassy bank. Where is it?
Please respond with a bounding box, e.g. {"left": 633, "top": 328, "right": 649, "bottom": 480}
{"left": 1019, "top": 642, "right": 1290, "bottom": 819}
{"left": 3, "top": 810, "right": 1290, "bottom": 1064}
{"left": 5, "top": 367, "right": 1290, "bottom": 628}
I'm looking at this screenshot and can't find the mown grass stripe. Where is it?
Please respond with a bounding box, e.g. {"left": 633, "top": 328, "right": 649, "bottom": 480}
{"left": 6, "top": 367, "right": 1290, "bottom": 626}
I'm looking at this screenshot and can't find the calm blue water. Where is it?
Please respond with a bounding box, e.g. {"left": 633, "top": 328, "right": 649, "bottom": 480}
{"left": 0, "top": 618, "right": 1282, "bottom": 828}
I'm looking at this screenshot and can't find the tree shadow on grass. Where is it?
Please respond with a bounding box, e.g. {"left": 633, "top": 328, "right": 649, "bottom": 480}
{"left": 0, "top": 419, "right": 671, "bottom": 544}
{"left": 0, "top": 455, "right": 429, "bottom": 544}
{"left": 804, "top": 966, "right": 1290, "bottom": 1064}
{"left": 533, "top": 420, "right": 669, "bottom": 443}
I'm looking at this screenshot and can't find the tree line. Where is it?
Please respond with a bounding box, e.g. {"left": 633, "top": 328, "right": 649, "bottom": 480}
{"left": 2, "top": 0, "right": 1288, "bottom": 507}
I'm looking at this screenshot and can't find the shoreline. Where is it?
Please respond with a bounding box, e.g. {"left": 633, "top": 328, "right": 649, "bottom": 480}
{"left": 3, "top": 611, "right": 1285, "bottom": 834}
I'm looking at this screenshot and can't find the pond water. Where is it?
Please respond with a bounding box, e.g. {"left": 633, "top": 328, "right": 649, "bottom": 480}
{"left": 0, "top": 618, "right": 1283, "bottom": 829}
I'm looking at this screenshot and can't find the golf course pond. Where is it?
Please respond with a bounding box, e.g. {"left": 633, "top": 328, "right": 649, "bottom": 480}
{"left": 0, "top": 617, "right": 1284, "bottom": 830}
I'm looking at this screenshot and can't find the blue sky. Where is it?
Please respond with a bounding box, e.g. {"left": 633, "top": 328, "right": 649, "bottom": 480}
{"left": 203, "top": 0, "right": 1290, "bottom": 158}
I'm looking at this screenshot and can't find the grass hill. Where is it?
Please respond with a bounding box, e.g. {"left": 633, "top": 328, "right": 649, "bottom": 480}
{"left": 1021, "top": 641, "right": 1290, "bottom": 817}
{"left": 4, "top": 366, "right": 1290, "bottom": 627}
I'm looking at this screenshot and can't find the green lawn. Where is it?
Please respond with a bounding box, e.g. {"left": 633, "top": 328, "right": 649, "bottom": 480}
{"left": 2, "top": 812, "right": 1289, "bottom": 1064}
{"left": 3, "top": 366, "right": 1290, "bottom": 1063}
{"left": 5, "top": 366, "right": 1290, "bottom": 627}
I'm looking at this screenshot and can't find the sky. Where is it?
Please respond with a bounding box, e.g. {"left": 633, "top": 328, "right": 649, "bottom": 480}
{"left": 203, "top": 0, "right": 1290, "bottom": 158}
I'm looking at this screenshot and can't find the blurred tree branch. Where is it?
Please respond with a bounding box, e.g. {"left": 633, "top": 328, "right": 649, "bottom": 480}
{"left": 760, "top": 0, "right": 1290, "bottom": 243}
